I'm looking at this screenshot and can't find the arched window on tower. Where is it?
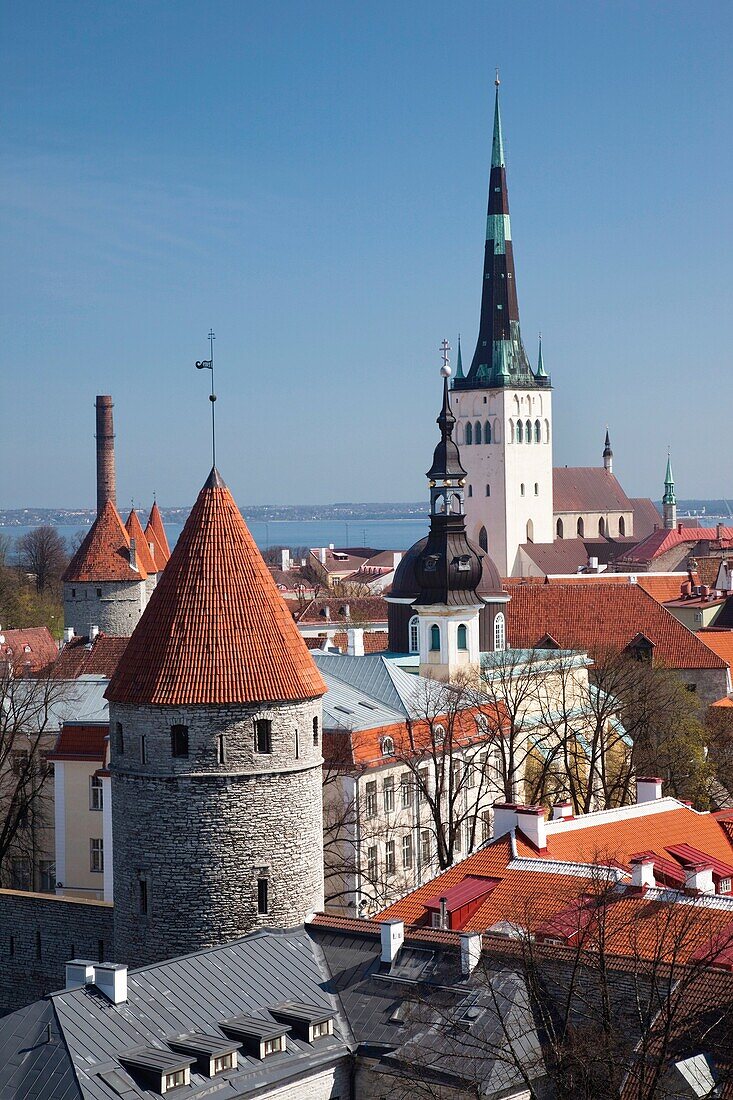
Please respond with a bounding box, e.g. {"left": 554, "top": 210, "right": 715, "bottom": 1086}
{"left": 474, "top": 421, "right": 482, "bottom": 444}
{"left": 520, "top": 483, "right": 525, "bottom": 497}
{"left": 468, "top": 485, "right": 473, "bottom": 498}
{"left": 465, "top": 421, "right": 473, "bottom": 445}
{"left": 430, "top": 624, "right": 441, "bottom": 652}
{"left": 525, "top": 419, "right": 532, "bottom": 443}
{"left": 619, "top": 516, "right": 626, "bottom": 536}
{"left": 508, "top": 420, "right": 514, "bottom": 443}
{"left": 526, "top": 519, "right": 534, "bottom": 542}
{"left": 408, "top": 615, "right": 419, "bottom": 654}
{"left": 479, "top": 526, "right": 488, "bottom": 552}
{"left": 485, "top": 420, "right": 492, "bottom": 444}
{"left": 556, "top": 518, "right": 564, "bottom": 540}
{"left": 516, "top": 420, "right": 523, "bottom": 443}
{"left": 493, "top": 418, "right": 501, "bottom": 443}
{"left": 485, "top": 484, "right": 491, "bottom": 497}
{"left": 599, "top": 517, "right": 606, "bottom": 537}
{"left": 577, "top": 517, "right": 585, "bottom": 538}
{"left": 494, "top": 612, "right": 506, "bottom": 652}
{"left": 450, "top": 493, "right": 462, "bottom": 514}
{"left": 544, "top": 419, "right": 550, "bottom": 443}
{"left": 534, "top": 419, "right": 541, "bottom": 443}
{"left": 457, "top": 624, "right": 468, "bottom": 650}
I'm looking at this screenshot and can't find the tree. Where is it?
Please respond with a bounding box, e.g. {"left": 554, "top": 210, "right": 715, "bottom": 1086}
{"left": 17, "top": 526, "right": 68, "bottom": 594}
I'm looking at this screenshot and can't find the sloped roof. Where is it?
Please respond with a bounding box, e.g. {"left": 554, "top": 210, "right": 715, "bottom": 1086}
{"left": 0, "top": 626, "right": 57, "bottom": 673}
{"left": 48, "top": 723, "right": 107, "bottom": 761}
{"left": 630, "top": 497, "right": 662, "bottom": 540}
{"left": 520, "top": 538, "right": 591, "bottom": 574}
{"left": 697, "top": 629, "right": 733, "bottom": 668}
{"left": 553, "top": 468, "right": 634, "bottom": 513}
{"left": 106, "top": 468, "right": 326, "bottom": 706}
{"left": 293, "top": 595, "right": 388, "bottom": 624}
{"left": 146, "top": 500, "right": 170, "bottom": 561}
{"left": 124, "top": 509, "right": 157, "bottom": 575}
{"left": 617, "top": 526, "right": 733, "bottom": 567}
{"left": 305, "top": 630, "right": 389, "bottom": 654}
{"left": 50, "top": 634, "right": 129, "bottom": 679}
{"left": 503, "top": 582, "right": 727, "bottom": 670}
{"left": 63, "top": 500, "right": 146, "bottom": 583}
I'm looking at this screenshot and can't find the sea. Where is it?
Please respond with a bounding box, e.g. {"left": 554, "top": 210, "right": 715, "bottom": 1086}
{"left": 1, "top": 518, "right": 430, "bottom": 556}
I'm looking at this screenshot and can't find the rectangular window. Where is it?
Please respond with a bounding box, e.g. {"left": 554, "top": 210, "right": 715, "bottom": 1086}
{"left": 257, "top": 877, "right": 269, "bottom": 914}
{"left": 89, "top": 775, "right": 103, "bottom": 811}
{"left": 139, "top": 878, "right": 149, "bottom": 915}
{"left": 164, "top": 1070, "right": 186, "bottom": 1090}
{"left": 39, "top": 860, "right": 55, "bottom": 893}
{"left": 313, "top": 716, "right": 319, "bottom": 746}
{"left": 402, "top": 834, "right": 412, "bottom": 869}
{"left": 213, "top": 1053, "right": 234, "bottom": 1072}
{"left": 365, "top": 781, "right": 377, "bottom": 818}
{"left": 90, "top": 839, "right": 104, "bottom": 873}
{"left": 96, "top": 588, "right": 102, "bottom": 598}
{"left": 418, "top": 767, "right": 429, "bottom": 802}
{"left": 115, "top": 721, "right": 124, "bottom": 755}
{"left": 263, "top": 1036, "right": 284, "bottom": 1056}
{"left": 255, "top": 719, "right": 272, "bottom": 754}
{"left": 367, "top": 846, "right": 378, "bottom": 880}
{"left": 11, "top": 750, "right": 29, "bottom": 776}
{"left": 171, "top": 724, "right": 189, "bottom": 758}
{"left": 481, "top": 810, "right": 492, "bottom": 843}
{"left": 217, "top": 734, "right": 226, "bottom": 765}
{"left": 400, "top": 774, "right": 412, "bottom": 809}
{"left": 311, "top": 1020, "right": 332, "bottom": 1040}
{"left": 294, "top": 729, "right": 300, "bottom": 758}
{"left": 719, "top": 877, "right": 732, "bottom": 894}
{"left": 421, "top": 830, "right": 431, "bottom": 866}
{"left": 383, "top": 775, "right": 395, "bottom": 813}
{"left": 454, "top": 826, "right": 462, "bottom": 853}
{"left": 140, "top": 735, "right": 146, "bottom": 765}
{"left": 385, "top": 839, "right": 396, "bottom": 874}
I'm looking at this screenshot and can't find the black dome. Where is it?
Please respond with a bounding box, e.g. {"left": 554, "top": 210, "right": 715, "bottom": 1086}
{"left": 389, "top": 533, "right": 506, "bottom": 602}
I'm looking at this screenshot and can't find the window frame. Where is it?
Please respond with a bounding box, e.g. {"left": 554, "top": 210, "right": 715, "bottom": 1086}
{"left": 89, "top": 774, "right": 103, "bottom": 811}
{"left": 255, "top": 718, "right": 273, "bottom": 755}
{"left": 170, "top": 724, "right": 189, "bottom": 759}
{"left": 90, "top": 838, "right": 104, "bottom": 874}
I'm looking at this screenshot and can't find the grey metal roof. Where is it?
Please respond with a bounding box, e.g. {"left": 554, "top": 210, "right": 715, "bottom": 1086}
{"left": 315, "top": 652, "right": 432, "bottom": 723}
{"left": 0, "top": 998, "right": 82, "bottom": 1100}
{"left": 319, "top": 668, "right": 405, "bottom": 731}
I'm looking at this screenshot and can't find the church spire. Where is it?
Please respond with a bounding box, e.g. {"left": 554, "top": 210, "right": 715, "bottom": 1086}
{"left": 536, "top": 332, "right": 547, "bottom": 378}
{"left": 457, "top": 77, "right": 545, "bottom": 391}
{"left": 662, "top": 452, "right": 677, "bottom": 530}
{"left": 603, "top": 427, "right": 613, "bottom": 473}
{"left": 455, "top": 334, "right": 464, "bottom": 379}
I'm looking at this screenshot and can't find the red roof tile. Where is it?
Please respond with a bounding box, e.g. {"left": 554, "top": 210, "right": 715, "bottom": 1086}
{"left": 553, "top": 468, "right": 634, "bottom": 513}
{"left": 293, "top": 596, "right": 388, "bottom": 624}
{"left": 0, "top": 627, "right": 58, "bottom": 673}
{"left": 697, "top": 629, "right": 733, "bottom": 668}
{"left": 146, "top": 501, "right": 171, "bottom": 562}
{"left": 50, "top": 634, "right": 129, "bottom": 679}
{"left": 503, "top": 581, "right": 727, "bottom": 669}
{"left": 124, "top": 509, "right": 157, "bottom": 575}
{"left": 106, "top": 468, "right": 327, "bottom": 706}
{"left": 63, "top": 500, "right": 146, "bottom": 583}
{"left": 48, "top": 723, "right": 107, "bottom": 760}
{"left": 618, "top": 525, "right": 733, "bottom": 566}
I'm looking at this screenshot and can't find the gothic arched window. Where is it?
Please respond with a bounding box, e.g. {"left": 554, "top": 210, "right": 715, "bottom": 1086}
{"left": 619, "top": 516, "right": 626, "bottom": 536}
{"left": 408, "top": 615, "right": 419, "bottom": 654}
{"left": 485, "top": 420, "right": 492, "bottom": 444}
{"left": 474, "top": 421, "right": 482, "bottom": 445}
{"left": 430, "top": 624, "right": 441, "bottom": 652}
{"left": 556, "top": 518, "right": 564, "bottom": 540}
{"left": 486, "top": 484, "right": 491, "bottom": 497}
{"left": 465, "top": 421, "right": 473, "bottom": 445}
{"left": 599, "top": 517, "right": 606, "bottom": 537}
{"left": 525, "top": 419, "right": 532, "bottom": 444}
{"left": 508, "top": 420, "right": 514, "bottom": 443}
{"left": 526, "top": 519, "right": 534, "bottom": 542}
{"left": 468, "top": 485, "right": 473, "bottom": 498}
{"left": 544, "top": 419, "right": 550, "bottom": 443}
{"left": 516, "top": 420, "right": 523, "bottom": 443}
{"left": 577, "top": 517, "right": 585, "bottom": 537}
{"left": 493, "top": 418, "right": 501, "bottom": 443}
{"left": 457, "top": 624, "right": 468, "bottom": 650}
{"left": 534, "top": 419, "right": 541, "bottom": 443}
{"left": 494, "top": 612, "right": 506, "bottom": 652}
{"left": 479, "top": 527, "right": 488, "bottom": 552}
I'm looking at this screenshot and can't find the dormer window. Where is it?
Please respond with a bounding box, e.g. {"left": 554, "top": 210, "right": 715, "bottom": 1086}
{"left": 424, "top": 554, "right": 439, "bottom": 572}
{"left": 220, "top": 1015, "right": 290, "bottom": 1060}
{"left": 454, "top": 555, "right": 471, "bottom": 572}
{"left": 119, "top": 1047, "right": 195, "bottom": 1094}
{"left": 168, "top": 1033, "right": 241, "bottom": 1077}
{"left": 269, "top": 1002, "right": 335, "bottom": 1044}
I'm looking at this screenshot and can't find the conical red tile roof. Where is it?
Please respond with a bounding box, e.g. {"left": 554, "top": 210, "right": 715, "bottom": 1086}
{"left": 106, "top": 468, "right": 326, "bottom": 706}
{"left": 63, "top": 500, "right": 147, "bottom": 583}
{"left": 125, "top": 509, "right": 157, "bottom": 575}
{"left": 146, "top": 501, "right": 171, "bottom": 561}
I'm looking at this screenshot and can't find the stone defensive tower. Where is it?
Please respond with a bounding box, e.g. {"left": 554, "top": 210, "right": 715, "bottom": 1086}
{"left": 106, "top": 467, "right": 326, "bottom": 968}
{"left": 95, "top": 395, "right": 116, "bottom": 516}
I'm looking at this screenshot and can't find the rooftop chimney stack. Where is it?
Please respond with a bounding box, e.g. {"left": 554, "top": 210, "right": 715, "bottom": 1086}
{"left": 636, "top": 776, "right": 663, "bottom": 804}
{"left": 380, "top": 919, "right": 405, "bottom": 964}
{"left": 95, "top": 396, "right": 116, "bottom": 517}
{"left": 630, "top": 857, "right": 656, "bottom": 890}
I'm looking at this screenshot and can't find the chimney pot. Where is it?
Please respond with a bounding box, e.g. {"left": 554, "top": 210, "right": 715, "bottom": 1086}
{"left": 380, "top": 919, "right": 404, "bottom": 964}
{"left": 551, "top": 802, "right": 574, "bottom": 821}
{"left": 63, "top": 626, "right": 75, "bottom": 644}
{"left": 460, "top": 932, "right": 482, "bottom": 977}
{"left": 65, "top": 959, "right": 96, "bottom": 990}
{"left": 630, "top": 857, "right": 656, "bottom": 890}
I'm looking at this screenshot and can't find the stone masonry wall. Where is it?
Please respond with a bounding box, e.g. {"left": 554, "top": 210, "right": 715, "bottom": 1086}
{"left": 110, "top": 698, "right": 325, "bottom": 968}
{"left": 63, "top": 579, "right": 146, "bottom": 638}
{"left": 0, "top": 889, "right": 114, "bottom": 1016}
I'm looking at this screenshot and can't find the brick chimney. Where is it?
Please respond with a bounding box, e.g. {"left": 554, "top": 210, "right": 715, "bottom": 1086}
{"left": 95, "top": 396, "right": 116, "bottom": 516}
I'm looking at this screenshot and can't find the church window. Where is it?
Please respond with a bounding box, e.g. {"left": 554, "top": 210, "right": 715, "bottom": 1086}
{"left": 534, "top": 419, "right": 541, "bottom": 443}
{"left": 408, "top": 615, "right": 419, "bottom": 653}
{"left": 257, "top": 877, "right": 269, "bottom": 915}
{"left": 494, "top": 612, "right": 506, "bottom": 652}
{"left": 479, "top": 527, "right": 488, "bottom": 552}
{"left": 486, "top": 484, "right": 490, "bottom": 497}
{"left": 465, "top": 421, "right": 473, "bottom": 445}
{"left": 255, "top": 718, "right": 272, "bottom": 754}
{"left": 544, "top": 418, "right": 550, "bottom": 443}
{"left": 619, "top": 516, "right": 626, "bottom": 536}
{"left": 516, "top": 420, "right": 523, "bottom": 443}
{"left": 170, "top": 724, "right": 189, "bottom": 758}
{"left": 434, "top": 723, "right": 445, "bottom": 743}
{"left": 430, "top": 624, "right": 441, "bottom": 652}
{"left": 520, "top": 483, "right": 525, "bottom": 497}
{"left": 598, "top": 517, "right": 606, "bottom": 537}
{"left": 534, "top": 482, "right": 539, "bottom": 496}
{"left": 509, "top": 420, "right": 515, "bottom": 443}
{"left": 485, "top": 420, "right": 492, "bottom": 443}
{"left": 525, "top": 419, "right": 532, "bottom": 443}
{"left": 313, "top": 716, "right": 319, "bottom": 746}
{"left": 513, "top": 396, "right": 520, "bottom": 416}
{"left": 468, "top": 485, "right": 473, "bottom": 498}
{"left": 556, "top": 518, "right": 564, "bottom": 539}
{"left": 474, "top": 421, "right": 482, "bottom": 444}
{"left": 526, "top": 519, "right": 534, "bottom": 542}
{"left": 457, "top": 624, "right": 468, "bottom": 650}
{"left": 577, "top": 517, "right": 585, "bottom": 537}
{"left": 493, "top": 418, "right": 501, "bottom": 443}
{"left": 115, "top": 721, "right": 124, "bottom": 755}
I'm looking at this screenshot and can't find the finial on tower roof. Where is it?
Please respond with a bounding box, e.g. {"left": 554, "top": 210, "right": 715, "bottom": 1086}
{"left": 439, "top": 338, "right": 452, "bottom": 378}
{"left": 536, "top": 332, "right": 547, "bottom": 378}
{"left": 455, "top": 334, "right": 464, "bottom": 379}
{"left": 495, "top": 68, "right": 500, "bottom": 87}
{"left": 492, "top": 73, "right": 505, "bottom": 168}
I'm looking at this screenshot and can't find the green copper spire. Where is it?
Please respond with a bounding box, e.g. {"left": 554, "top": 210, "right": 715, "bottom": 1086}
{"left": 536, "top": 332, "right": 547, "bottom": 378}
{"left": 455, "top": 335, "right": 464, "bottom": 379}
{"left": 663, "top": 453, "right": 676, "bottom": 505}
{"left": 491, "top": 71, "right": 505, "bottom": 168}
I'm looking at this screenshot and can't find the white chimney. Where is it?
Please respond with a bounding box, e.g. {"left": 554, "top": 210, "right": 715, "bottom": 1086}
{"left": 319, "top": 547, "right": 327, "bottom": 565}
{"left": 129, "top": 537, "right": 137, "bottom": 572}
{"left": 380, "top": 919, "right": 405, "bottom": 964}
{"left": 630, "top": 857, "right": 656, "bottom": 889}
{"left": 328, "top": 543, "right": 334, "bottom": 550}
{"left": 685, "top": 864, "right": 714, "bottom": 896}
{"left": 347, "top": 627, "right": 364, "bottom": 657}
{"left": 588, "top": 556, "right": 599, "bottom": 571}
{"left": 460, "top": 933, "right": 482, "bottom": 977}
{"left": 393, "top": 552, "right": 403, "bottom": 569}
{"left": 94, "top": 962, "right": 128, "bottom": 1003}
{"left": 63, "top": 627, "right": 75, "bottom": 644}
{"left": 89, "top": 625, "right": 99, "bottom": 641}
{"left": 636, "top": 776, "right": 663, "bottom": 804}
{"left": 551, "top": 802, "right": 574, "bottom": 822}
{"left": 65, "top": 959, "right": 96, "bottom": 990}
{"left": 280, "top": 548, "right": 290, "bottom": 572}
{"left": 492, "top": 803, "right": 518, "bottom": 839}
{"left": 516, "top": 806, "right": 547, "bottom": 851}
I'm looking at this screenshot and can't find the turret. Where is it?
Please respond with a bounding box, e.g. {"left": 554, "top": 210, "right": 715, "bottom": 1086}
{"left": 603, "top": 428, "right": 613, "bottom": 474}
{"left": 663, "top": 453, "right": 677, "bottom": 530}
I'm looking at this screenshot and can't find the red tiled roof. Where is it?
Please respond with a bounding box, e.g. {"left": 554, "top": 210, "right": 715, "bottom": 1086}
{"left": 0, "top": 627, "right": 58, "bottom": 673}
{"left": 617, "top": 525, "right": 733, "bottom": 567}
{"left": 553, "top": 468, "right": 634, "bottom": 513}
{"left": 125, "top": 509, "right": 157, "bottom": 575}
{"left": 146, "top": 501, "right": 170, "bottom": 562}
{"left": 48, "top": 723, "right": 107, "bottom": 761}
{"left": 697, "top": 629, "right": 733, "bottom": 668}
{"left": 503, "top": 581, "right": 727, "bottom": 669}
{"left": 63, "top": 500, "right": 146, "bottom": 583}
{"left": 106, "top": 468, "right": 327, "bottom": 706}
{"left": 50, "top": 634, "right": 129, "bottom": 679}
{"left": 304, "top": 631, "right": 389, "bottom": 654}
{"left": 293, "top": 596, "right": 388, "bottom": 624}
{"left": 505, "top": 573, "right": 699, "bottom": 604}
{"left": 519, "top": 539, "right": 591, "bottom": 575}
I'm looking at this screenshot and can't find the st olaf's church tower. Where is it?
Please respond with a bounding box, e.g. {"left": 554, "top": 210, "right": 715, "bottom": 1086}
{"left": 450, "top": 77, "right": 554, "bottom": 576}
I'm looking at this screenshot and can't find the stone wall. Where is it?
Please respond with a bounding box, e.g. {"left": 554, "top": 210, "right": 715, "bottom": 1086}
{"left": 269, "top": 1060, "right": 352, "bottom": 1099}
{"left": 0, "top": 889, "right": 113, "bottom": 1016}
{"left": 674, "top": 667, "right": 729, "bottom": 709}
{"left": 63, "top": 579, "right": 146, "bottom": 638}
{"left": 111, "top": 698, "right": 325, "bottom": 968}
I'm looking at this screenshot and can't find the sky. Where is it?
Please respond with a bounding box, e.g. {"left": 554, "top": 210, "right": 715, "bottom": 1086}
{"left": 1, "top": 1, "right": 732, "bottom": 509}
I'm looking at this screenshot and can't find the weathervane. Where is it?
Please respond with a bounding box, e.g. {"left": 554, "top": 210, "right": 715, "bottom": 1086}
{"left": 495, "top": 67, "right": 500, "bottom": 87}
{"left": 196, "top": 329, "right": 217, "bottom": 467}
{"left": 439, "top": 338, "right": 451, "bottom": 378}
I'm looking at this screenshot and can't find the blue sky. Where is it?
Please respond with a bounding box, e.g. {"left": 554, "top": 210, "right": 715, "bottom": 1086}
{"left": 2, "top": 1, "right": 731, "bottom": 509}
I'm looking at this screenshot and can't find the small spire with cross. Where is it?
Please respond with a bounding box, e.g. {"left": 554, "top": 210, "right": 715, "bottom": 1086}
{"left": 439, "top": 338, "right": 452, "bottom": 378}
